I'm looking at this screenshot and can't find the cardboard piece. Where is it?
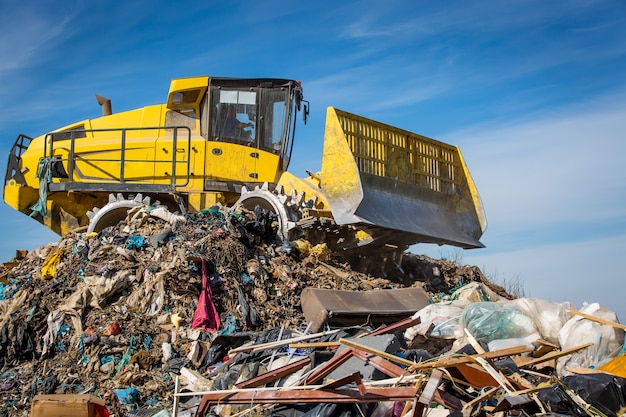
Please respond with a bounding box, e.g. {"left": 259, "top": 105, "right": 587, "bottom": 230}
{"left": 30, "top": 394, "right": 109, "bottom": 417}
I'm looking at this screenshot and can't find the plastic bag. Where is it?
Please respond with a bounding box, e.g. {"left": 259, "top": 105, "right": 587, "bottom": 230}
{"left": 561, "top": 373, "right": 626, "bottom": 417}
{"left": 114, "top": 387, "right": 139, "bottom": 405}
{"left": 510, "top": 298, "right": 575, "bottom": 344}
{"left": 450, "top": 282, "right": 501, "bottom": 303}
{"left": 404, "top": 301, "right": 467, "bottom": 342}
{"left": 41, "top": 249, "right": 65, "bottom": 279}
{"left": 460, "top": 302, "right": 539, "bottom": 344}
{"left": 237, "top": 285, "right": 261, "bottom": 328}
{"left": 557, "top": 302, "right": 625, "bottom": 376}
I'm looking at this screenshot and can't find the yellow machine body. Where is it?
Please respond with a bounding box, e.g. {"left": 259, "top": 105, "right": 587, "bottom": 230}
{"left": 4, "top": 76, "right": 486, "bottom": 254}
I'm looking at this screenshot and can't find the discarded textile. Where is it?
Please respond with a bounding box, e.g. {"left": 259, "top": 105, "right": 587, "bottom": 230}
{"left": 191, "top": 259, "right": 221, "bottom": 332}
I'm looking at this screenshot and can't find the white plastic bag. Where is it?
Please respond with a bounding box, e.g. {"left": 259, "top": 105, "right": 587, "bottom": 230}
{"left": 510, "top": 298, "right": 575, "bottom": 344}
{"left": 404, "top": 301, "right": 467, "bottom": 342}
{"left": 557, "top": 302, "right": 625, "bottom": 376}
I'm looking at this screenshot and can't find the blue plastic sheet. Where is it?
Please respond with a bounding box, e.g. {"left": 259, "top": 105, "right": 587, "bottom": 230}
{"left": 114, "top": 387, "right": 139, "bottom": 405}
{"left": 126, "top": 235, "right": 146, "bottom": 250}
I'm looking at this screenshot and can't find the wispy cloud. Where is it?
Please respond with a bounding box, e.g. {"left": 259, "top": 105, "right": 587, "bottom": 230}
{"left": 444, "top": 90, "right": 626, "bottom": 236}
{"left": 462, "top": 233, "right": 626, "bottom": 320}
{"left": 0, "top": 2, "right": 79, "bottom": 76}
{"left": 333, "top": 0, "right": 626, "bottom": 103}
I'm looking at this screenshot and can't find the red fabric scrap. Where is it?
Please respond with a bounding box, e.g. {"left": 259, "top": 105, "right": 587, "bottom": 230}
{"left": 191, "top": 259, "right": 221, "bottom": 332}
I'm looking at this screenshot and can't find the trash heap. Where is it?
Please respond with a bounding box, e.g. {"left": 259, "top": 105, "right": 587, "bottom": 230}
{"left": 1, "top": 204, "right": 625, "bottom": 417}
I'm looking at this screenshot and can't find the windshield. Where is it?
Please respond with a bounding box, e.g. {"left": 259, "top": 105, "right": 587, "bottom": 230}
{"left": 207, "top": 85, "right": 292, "bottom": 156}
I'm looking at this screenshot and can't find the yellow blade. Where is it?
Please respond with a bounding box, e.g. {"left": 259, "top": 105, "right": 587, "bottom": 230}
{"left": 320, "top": 107, "right": 486, "bottom": 249}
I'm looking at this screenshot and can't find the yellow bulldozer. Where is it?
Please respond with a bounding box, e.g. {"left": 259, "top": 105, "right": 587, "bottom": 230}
{"left": 4, "top": 76, "right": 486, "bottom": 265}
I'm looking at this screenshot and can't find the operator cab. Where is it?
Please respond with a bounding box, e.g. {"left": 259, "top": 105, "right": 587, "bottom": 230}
{"left": 205, "top": 78, "right": 304, "bottom": 167}
{"left": 166, "top": 76, "right": 306, "bottom": 175}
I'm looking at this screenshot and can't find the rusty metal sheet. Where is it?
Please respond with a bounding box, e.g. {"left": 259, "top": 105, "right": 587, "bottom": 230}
{"left": 236, "top": 357, "right": 311, "bottom": 389}
{"left": 301, "top": 287, "right": 430, "bottom": 332}
{"left": 196, "top": 386, "right": 420, "bottom": 409}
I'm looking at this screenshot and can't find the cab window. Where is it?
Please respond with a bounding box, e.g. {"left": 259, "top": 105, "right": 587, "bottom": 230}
{"left": 209, "top": 88, "right": 257, "bottom": 144}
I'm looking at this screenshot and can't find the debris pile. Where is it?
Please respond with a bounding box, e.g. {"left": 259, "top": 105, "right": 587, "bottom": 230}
{"left": 0, "top": 204, "right": 624, "bottom": 417}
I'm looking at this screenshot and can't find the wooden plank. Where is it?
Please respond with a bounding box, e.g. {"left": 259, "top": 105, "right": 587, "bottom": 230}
{"left": 289, "top": 341, "right": 340, "bottom": 349}
{"left": 409, "top": 345, "right": 532, "bottom": 371}
{"left": 320, "top": 372, "right": 367, "bottom": 395}
{"left": 350, "top": 348, "right": 412, "bottom": 378}
{"left": 462, "top": 329, "right": 516, "bottom": 393}
{"left": 474, "top": 357, "right": 515, "bottom": 393}
{"left": 195, "top": 386, "right": 422, "bottom": 409}
{"left": 518, "top": 342, "right": 594, "bottom": 368}
{"left": 533, "top": 339, "right": 559, "bottom": 358}
{"left": 567, "top": 310, "right": 626, "bottom": 331}
{"left": 228, "top": 329, "right": 341, "bottom": 354}
{"left": 462, "top": 386, "right": 500, "bottom": 412}
{"left": 450, "top": 363, "right": 499, "bottom": 388}
{"left": 417, "top": 369, "right": 443, "bottom": 404}
{"left": 339, "top": 338, "right": 417, "bottom": 368}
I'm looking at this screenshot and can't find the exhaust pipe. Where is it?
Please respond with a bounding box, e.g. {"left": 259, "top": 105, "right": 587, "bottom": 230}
{"left": 95, "top": 94, "right": 112, "bottom": 116}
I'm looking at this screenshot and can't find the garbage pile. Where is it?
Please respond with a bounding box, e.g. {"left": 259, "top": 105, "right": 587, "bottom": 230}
{"left": 1, "top": 204, "right": 625, "bottom": 417}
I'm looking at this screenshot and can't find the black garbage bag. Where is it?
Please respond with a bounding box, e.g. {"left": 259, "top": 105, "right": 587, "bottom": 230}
{"left": 4, "top": 318, "right": 36, "bottom": 362}
{"left": 455, "top": 342, "right": 489, "bottom": 356}
{"left": 201, "top": 333, "right": 255, "bottom": 368}
{"left": 237, "top": 285, "right": 261, "bottom": 328}
{"left": 561, "top": 373, "right": 626, "bottom": 417}
{"left": 0, "top": 323, "right": 8, "bottom": 365}
{"left": 244, "top": 205, "right": 278, "bottom": 242}
{"left": 254, "top": 327, "right": 293, "bottom": 345}
{"left": 211, "top": 364, "right": 244, "bottom": 391}
{"left": 163, "top": 357, "right": 190, "bottom": 373}
{"left": 404, "top": 349, "right": 434, "bottom": 363}
{"left": 492, "top": 356, "right": 520, "bottom": 375}
{"left": 536, "top": 384, "right": 590, "bottom": 417}
{"left": 272, "top": 403, "right": 372, "bottom": 417}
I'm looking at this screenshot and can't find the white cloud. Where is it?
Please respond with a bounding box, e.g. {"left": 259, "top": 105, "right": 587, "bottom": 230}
{"left": 443, "top": 92, "right": 626, "bottom": 232}
{"left": 461, "top": 234, "right": 626, "bottom": 322}
{"left": 409, "top": 90, "right": 626, "bottom": 323}
{"left": 0, "top": 3, "right": 78, "bottom": 75}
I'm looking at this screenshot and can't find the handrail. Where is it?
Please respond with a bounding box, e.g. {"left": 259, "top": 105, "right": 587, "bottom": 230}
{"left": 43, "top": 126, "right": 192, "bottom": 188}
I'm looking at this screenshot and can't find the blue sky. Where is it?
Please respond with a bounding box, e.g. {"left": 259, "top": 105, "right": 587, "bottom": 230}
{"left": 1, "top": 1, "right": 625, "bottom": 320}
